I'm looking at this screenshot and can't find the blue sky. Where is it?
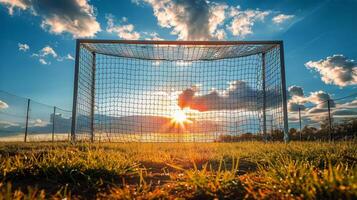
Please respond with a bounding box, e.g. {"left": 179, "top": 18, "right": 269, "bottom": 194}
{"left": 0, "top": 0, "right": 356, "bottom": 113}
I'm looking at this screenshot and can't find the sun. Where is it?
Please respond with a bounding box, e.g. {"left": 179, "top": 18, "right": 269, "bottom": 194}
{"left": 172, "top": 110, "right": 187, "bottom": 123}
{"left": 170, "top": 110, "right": 192, "bottom": 129}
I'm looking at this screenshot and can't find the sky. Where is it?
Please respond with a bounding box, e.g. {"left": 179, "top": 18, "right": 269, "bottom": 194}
{"left": 0, "top": 0, "right": 357, "bottom": 127}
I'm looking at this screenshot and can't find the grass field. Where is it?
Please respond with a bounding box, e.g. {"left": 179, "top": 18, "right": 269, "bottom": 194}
{"left": 0, "top": 142, "right": 356, "bottom": 199}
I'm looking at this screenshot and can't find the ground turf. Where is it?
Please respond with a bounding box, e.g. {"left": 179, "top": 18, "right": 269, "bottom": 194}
{"left": 0, "top": 142, "right": 356, "bottom": 199}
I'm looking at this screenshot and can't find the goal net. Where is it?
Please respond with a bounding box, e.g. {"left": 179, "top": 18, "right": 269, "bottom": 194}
{"left": 71, "top": 40, "right": 288, "bottom": 142}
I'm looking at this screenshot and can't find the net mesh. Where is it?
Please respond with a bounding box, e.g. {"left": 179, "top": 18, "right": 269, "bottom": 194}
{"left": 73, "top": 41, "right": 286, "bottom": 142}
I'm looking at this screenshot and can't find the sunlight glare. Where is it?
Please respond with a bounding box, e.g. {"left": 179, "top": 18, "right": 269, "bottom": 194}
{"left": 170, "top": 109, "right": 192, "bottom": 129}
{"left": 172, "top": 110, "right": 187, "bottom": 123}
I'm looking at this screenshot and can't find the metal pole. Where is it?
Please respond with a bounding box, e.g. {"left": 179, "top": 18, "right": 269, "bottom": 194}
{"left": 24, "top": 99, "right": 30, "bottom": 142}
{"left": 90, "top": 52, "right": 96, "bottom": 142}
{"left": 71, "top": 39, "right": 81, "bottom": 142}
{"left": 279, "top": 42, "right": 289, "bottom": 142}
{"left": 262, "top": 52, "right": 267, "bottom": 142}
{"left": 52, "top": 106, "right": 56, "bottom": 142}
{"left": 298, "top": 107, "right": 302, "bottom": 141}
{"left": 327, "top": 99, "right": 333, "bottom": 141}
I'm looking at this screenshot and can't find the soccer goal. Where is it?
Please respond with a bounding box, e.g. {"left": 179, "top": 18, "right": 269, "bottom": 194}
{"left": 71, "top": 40, "right": 289, "bottom": 142}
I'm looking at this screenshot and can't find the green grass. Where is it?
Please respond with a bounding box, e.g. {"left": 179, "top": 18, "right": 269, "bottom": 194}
{"left": 0, "top": 142, "right": 356, "bottom": 199}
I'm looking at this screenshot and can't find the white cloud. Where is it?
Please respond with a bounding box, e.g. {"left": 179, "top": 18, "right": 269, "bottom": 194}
{"left": 228, "top": 8, "right": 270, "bottom": 38}
{"left": 306, "top": 54, "right": 357, "bottom": 87}
{"left": 209, "top": 3, "right": 228, "bottom": 40}
{"left": 213, "top": 29, "right": 226, "bottom": 40}
{"left": 143, "top": 32, "right": 163, "bottom": 40}
{"left": 106, "top": 15, "right": 140, "bottom": 40}
{"left": 0, "top": 120, "right": 19, "bottom": 128}
{"left": 40, "top": 46, "right": 57, "bottom": 58}
{"left": 18, "top": 43, "right": 29, "bottom": 52}
{"left": 0, "top": 100, "right": 9, "bottom": 109}
{"left": 31, "top": 45, "right": 73, "bottom": 64}
{"left": 0, "top": 0, "right": 28, "bottom": 15}
{"left": 0, "top": 0, "right": 101, "bottom": 38}
{"left": 30, "top": 119, "right": 49, "bottom": 127}
{"left": 272, "top": 14, "right": 294, "bottom": 24}
{"left": 66, "top": 54, "right": 75, "bottom": 60}
{"left": 39, "top": 58, "right": 49, "bottom": 65}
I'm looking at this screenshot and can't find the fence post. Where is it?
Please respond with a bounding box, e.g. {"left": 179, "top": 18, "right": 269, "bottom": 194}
{"left": 327, "top": 99, "right": 333, "bottom": 141}
{"left": 298, "top": 107, "right": 302, "bottom": 141}
{"left": 24, "top": 99, "right": 30, "bottom": 142}
{"left": 52, "top": 106, "right": 56, "bottom": 142}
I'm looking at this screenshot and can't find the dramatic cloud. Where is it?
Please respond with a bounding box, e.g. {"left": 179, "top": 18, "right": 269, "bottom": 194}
{"left": 0, "top": 120, "right": 19, "bottom": 129}
{"left": 307, "top": 91, "right": 335, "bottom": 108}
{"left": 178, "top": 81, "right": 261, "bottom": 111}
{"left": 141, "top": 0, "right": 212, "bottom": 40}
{"left": 288, "top": 85, "right": 306, "bottom": 112}
{"left": 228, "top": 8, "right": 270, "bottom": 38}
{"left": 0, "top": 100, "right": 9, "bottom": 109}
{"left": 332, "top": 109, "right": 357, "bottom": 116}
{"left": 306, "top": 54, "right": 357, "bottom": 87}
{"left": 288, "top": 85, "right": 304, "bottom": 97}
{"left": 0, "top": 0, "right": 101, "bottom": 38}
{"left": 300, "top": 90, "right": 336, "bottom": 122}
{"left": 338, "top": 99, "right": 357, "bottom": 109}
{"left": 18, "top": 43, "right": 30, "bottom": 52}
{"left": 288, "top": 85, "right": 356, "bottom": 123}
{"left": 287, "top": 85, "right": 335, "bottom": 113}
{"left": 106, "top": 15, "right": 140, "bottom": 40}
{"left": 288, "top": 102, "right": 306, "bottom": 112}
{"left": 139, "top": 0, "right": 273, "bottom": 40}
{"left": 306, "top": 107, "right": 327, "bottom": 115}
{"left": 135, "top": 0, "right": 295, "bottom": 40}
{"left": 272, "top": 14, "right": 294, "bottom": 24}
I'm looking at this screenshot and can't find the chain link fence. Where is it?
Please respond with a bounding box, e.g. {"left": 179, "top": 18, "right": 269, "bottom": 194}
{"left": 288, "top": 93, "right": 357, "bottom": 141}
{"left": 0, "top": 90, "right": 71, "bottom": 142}
{"left": 1, "top": 89, "right": 356, "bottom": 142}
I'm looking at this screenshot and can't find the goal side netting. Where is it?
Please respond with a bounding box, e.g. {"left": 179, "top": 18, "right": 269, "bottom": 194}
{"left": 71, "top": 40, "right": 289, "bottom": 142}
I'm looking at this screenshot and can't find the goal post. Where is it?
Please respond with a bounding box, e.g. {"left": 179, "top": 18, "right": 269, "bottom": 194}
{"left": 71, "top": 39, "right": 289, "bottom": 142}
